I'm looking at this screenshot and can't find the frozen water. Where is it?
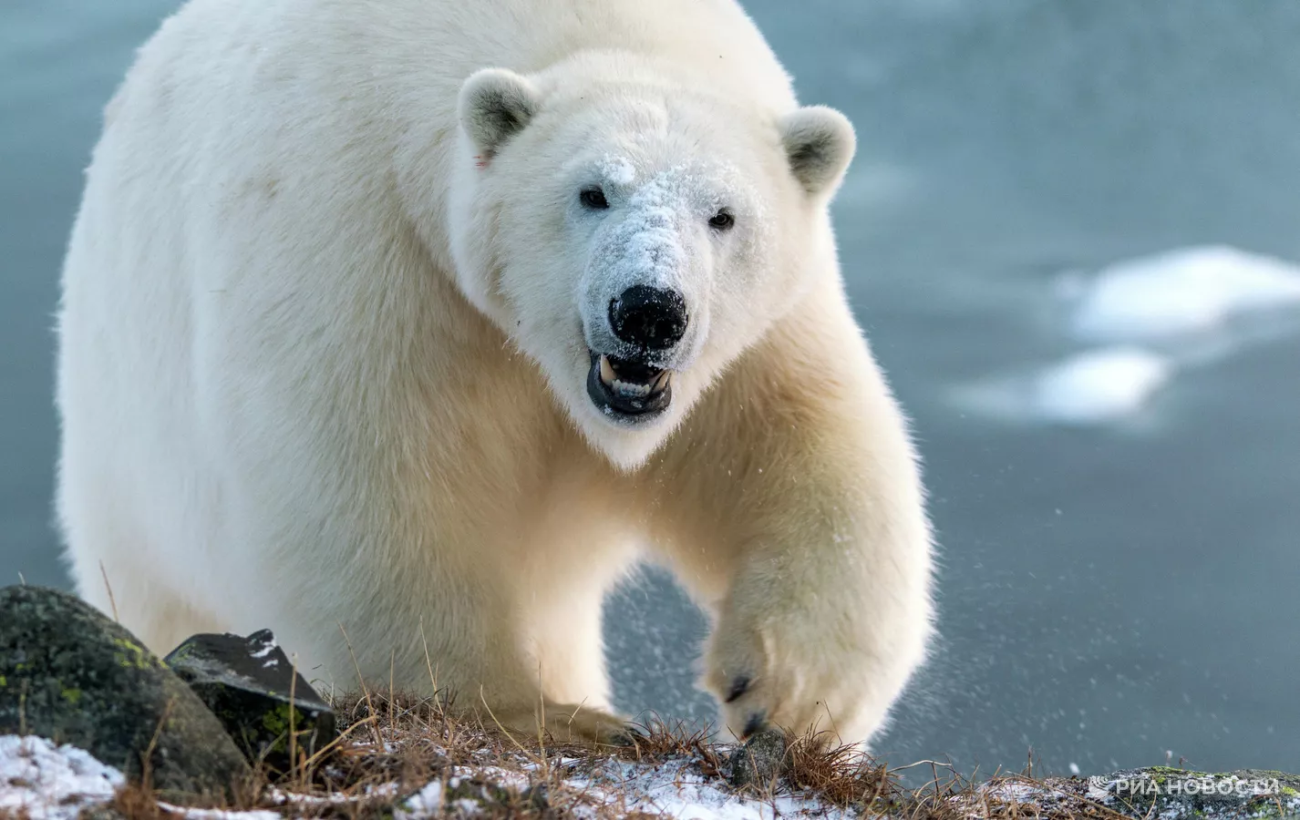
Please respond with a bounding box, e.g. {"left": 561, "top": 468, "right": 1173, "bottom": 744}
{"left": 1069, "top": 245, "right": 1300, "bottom": 343}
{"left": 1030, "top": 347, "right": 1172, "bottom": 425}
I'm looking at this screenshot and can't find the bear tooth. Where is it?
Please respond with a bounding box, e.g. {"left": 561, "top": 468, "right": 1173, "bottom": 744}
{"left": 599, "top": 355, "right": 616, "bottom": 385}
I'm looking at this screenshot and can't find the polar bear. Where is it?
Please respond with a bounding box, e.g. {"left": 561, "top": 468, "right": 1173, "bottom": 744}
{"left": 56, "top": 0, "right": 934, "bottom": 747}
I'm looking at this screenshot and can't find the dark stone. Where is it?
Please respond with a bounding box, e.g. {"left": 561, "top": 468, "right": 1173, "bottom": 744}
{"left": 0, "top": 585, "right": 251, "bottom": 798}
{"left": 726, "top": 727, "right": 790, "bottom": 790}
{"left": 523, "top": 782, "right": 550, "bottom": 811}
{"left": 164, "top": 630, "right": 337, "bottom": 772}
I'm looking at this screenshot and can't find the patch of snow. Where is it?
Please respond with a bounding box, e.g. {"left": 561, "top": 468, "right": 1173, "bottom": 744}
{"left": 269, "top": 781, "right": 399, "bottom": 806}
{"left": 1069, "top": 245, "right": 1300, "bottom": 343}
{"left": 157, "top": 803, "right": 280, "bottom": 820}
{"left": 0, "top": 735, "right": 123, "bottom": 820}
{"left": 1030, "top": 347, "right": 1172, "bottom": 425}
{"left": 600, "top": 155, "right": 637, "bottom": 186}
{"left": 608, "top": 169, "right": 692, "bottom": 289}
{"left": 395, "top": 779, "right": 445, "bottom": 819}
{"left": 571, "top": 757, "right": 852, "bottom": 820}
{"left": 455, "top": 765, "right": 530, "bottom": 791}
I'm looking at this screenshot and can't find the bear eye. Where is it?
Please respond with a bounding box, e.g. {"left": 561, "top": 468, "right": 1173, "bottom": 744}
{"left": 708, "top": 210, "right": 735, "bottom": 231}
{"left": 580, "top": 187, "right": 609, "bottom": 210}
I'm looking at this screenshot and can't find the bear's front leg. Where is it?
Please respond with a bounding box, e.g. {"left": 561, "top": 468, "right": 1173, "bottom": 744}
{"left": 646, "top": 284, "right": 934, "bottom": 748}
{"left": 701, "top": 494, "right": 932, "bottom": 748}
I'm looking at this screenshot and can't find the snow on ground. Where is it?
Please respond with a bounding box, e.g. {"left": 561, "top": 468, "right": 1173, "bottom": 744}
{"left": 10, "top": 735, "right": 1294, "bottom": 820}
{"left": 1, "top": 735, "right": 851, "bottom": 820}
{"left": 269, "top": 781, "right": 400, "bottom": 807}
{"left": 565, "top": 757, "right": 852, "bottom": 820}
{"left": 959, "top": 245, "right": 1300, "bottom": 426}
{"left": 156, "top": 804, "right": 281, "bottom": 820}
{"left": 0, "top": 735, "right": 124, "bottom": 820}
{"left": 394, "top": 779, "right": 444, "bottom": 819}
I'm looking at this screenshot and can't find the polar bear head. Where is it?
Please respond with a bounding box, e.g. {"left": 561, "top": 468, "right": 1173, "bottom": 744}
{"left": 447, "top": 61, "right": 855, "bottom": 469}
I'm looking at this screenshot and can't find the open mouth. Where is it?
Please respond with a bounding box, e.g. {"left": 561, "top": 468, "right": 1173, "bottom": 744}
{"left": 586, "top": 350, "right": 673, "bottom": 420}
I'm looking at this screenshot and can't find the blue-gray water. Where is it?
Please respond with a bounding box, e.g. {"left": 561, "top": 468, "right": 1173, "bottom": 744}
{"left": 3, "top": 0, "right": 1298, "bottom": 777}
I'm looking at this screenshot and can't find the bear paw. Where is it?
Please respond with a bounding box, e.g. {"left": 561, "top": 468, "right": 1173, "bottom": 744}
{"left": 703, "top": 604, "right": 880, "bottom": 748}
{"left": 487, "top": 700, "right": 640, "bottom": 747}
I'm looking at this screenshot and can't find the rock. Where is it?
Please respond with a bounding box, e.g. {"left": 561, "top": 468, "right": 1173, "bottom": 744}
{"left": 1082, "top": 767, "right": 1300, "bottom": 819}
{"left": 164, "top": 630, "right": 337, "bottom": 772}
{"left": 0, "top": 585, "right": 251, "bottom": 798}
{"left": 522, "top": 782, "right": 550, "bottom": 811}
{"left": 726, "top": 727, "right": 790, "bottom": 790}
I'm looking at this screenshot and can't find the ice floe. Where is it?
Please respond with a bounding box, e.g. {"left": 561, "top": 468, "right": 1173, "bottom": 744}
{"left": 959, "top": 245, "right": 1300, "bottom": 426}
{"left": 1067, "top": 245, "right": 1300, "bottom": 343}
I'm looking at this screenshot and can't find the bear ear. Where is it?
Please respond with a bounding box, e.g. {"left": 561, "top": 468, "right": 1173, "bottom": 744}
{"left": 778, "top": 106, "right": 856, "bottom": 196}
{"left": 458, "top": 68, "right": 540, "bottom": 158}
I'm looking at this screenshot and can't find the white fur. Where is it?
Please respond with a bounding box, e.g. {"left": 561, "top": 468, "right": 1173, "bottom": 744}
{"left": 56, "top": 0, "right": 934, "bottom": 746}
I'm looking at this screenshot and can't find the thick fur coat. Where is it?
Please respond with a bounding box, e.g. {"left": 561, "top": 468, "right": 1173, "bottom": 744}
{"left": 57, "top": 0, "right": 934, "bottom": 746}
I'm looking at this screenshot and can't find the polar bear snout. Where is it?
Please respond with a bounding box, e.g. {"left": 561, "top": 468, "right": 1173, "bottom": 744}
{"left": 584, "top": 287, "right": 693, "bottom": 424}
{"left": 609, "top": 285, "right": 688, "bottom": 351}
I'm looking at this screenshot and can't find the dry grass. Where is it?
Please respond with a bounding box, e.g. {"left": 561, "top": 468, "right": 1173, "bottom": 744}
{"left": 0, "top": 693, "right": 1180, "bottom": 819}
{"left": 783, "top": 732, "right": 896, "bottom": 809}
{"left": 614, "top": 715, "right": 723, "bottom": 771}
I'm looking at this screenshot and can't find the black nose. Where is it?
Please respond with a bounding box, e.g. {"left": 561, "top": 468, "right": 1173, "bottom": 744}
{"left": 609, "top": 285, "right": 688, "bottom": 350}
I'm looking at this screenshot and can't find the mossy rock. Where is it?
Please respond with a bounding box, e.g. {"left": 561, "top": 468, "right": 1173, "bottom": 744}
{"left": 0, "top": 585, "right": 250, "bottom": 799}
{"left": 727, "top": 727, "right": 790, "bottom": 790}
